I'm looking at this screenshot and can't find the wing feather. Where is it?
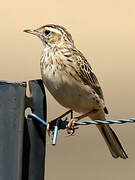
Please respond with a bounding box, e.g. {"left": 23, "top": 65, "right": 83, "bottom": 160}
{"left": 64, "top": 48, "right": 104, "bottom": 100}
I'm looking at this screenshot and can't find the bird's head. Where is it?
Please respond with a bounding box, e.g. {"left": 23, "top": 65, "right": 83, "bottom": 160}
{"left": 24, "top": 24, "right": 74, "bottom": 47}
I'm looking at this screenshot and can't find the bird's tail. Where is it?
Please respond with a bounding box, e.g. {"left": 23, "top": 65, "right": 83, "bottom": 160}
{"left": 97, "top": 124, "right": 128, "bottom": 159}
{"left": 89, "top": 110, "right": 128, "bottom": 159}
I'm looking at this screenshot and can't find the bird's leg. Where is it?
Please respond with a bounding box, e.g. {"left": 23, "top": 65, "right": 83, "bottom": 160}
{"left": 47, "top": 109, "right": 73, "bottom": 136}
{"left": 67, "top": 110, "right": 98, "bottom": 135}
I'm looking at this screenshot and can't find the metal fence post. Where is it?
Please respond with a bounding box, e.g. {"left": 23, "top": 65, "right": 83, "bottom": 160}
{"left": 0, "top": 79, "right": 46, "bottom": 180}
{"left": 0, "top": 81, "right": 26, "bottom": 180}
{"left": 23, "top": 79, "right": 46, "bottom": 180}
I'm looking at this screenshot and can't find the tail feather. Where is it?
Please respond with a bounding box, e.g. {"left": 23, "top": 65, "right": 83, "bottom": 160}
{"left": 97, "top": 125, "right": 128, "bottom": 159}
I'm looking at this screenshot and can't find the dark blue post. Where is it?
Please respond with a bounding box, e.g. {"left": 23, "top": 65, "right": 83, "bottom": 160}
{"left": 23, "top": 80, "right": 46, "bottom": 180}
{"left": 0, "top": 80, "right": 46, "bottom": 180}
{"left": 0, "top": 81, "right": 26, "bottom": 180}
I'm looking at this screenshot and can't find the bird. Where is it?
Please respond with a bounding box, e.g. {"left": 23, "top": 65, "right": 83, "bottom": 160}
{"left": 24, "top": 24, "right": 128, "bottom": 159}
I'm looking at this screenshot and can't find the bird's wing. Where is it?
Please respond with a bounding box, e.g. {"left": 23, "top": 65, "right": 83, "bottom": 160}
{"left": 64, "top": 48, "right": 104, "bottom": 100}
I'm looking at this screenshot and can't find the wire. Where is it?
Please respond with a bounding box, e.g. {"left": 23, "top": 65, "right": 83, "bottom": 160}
{"left": 27, "top": 113, "right": 135, "bottom": 145}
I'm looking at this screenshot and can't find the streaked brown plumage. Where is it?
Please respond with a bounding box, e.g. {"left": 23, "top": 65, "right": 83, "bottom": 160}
{"left": 24, "top": 24, "right": 128, "bottom": 159}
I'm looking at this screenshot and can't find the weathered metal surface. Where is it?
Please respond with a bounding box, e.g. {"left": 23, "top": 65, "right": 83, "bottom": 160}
{"left": 23, "top": 80, "right": 46, "bottom": 180}
{"left": 0, "top": 81, "right": 26, "bottom": 180}
{"left": 0, "top": 80, "right": 46, "bottom": 180}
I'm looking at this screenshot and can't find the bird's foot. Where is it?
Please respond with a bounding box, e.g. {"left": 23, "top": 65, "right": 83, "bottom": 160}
{"left": 66, "top": 111, "right": 94, "bottom": 135}
{"left": 67, "top": 118, "right": 79, "bottom": 135}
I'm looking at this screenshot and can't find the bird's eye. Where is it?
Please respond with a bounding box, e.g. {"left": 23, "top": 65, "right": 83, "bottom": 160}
{"left": 44, "top": 30, "right": 51, "bottom": 36}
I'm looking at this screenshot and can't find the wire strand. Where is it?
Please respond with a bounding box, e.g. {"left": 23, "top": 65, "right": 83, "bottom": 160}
{"left": 27, "top": 113, "right": 135, "bottom": 145}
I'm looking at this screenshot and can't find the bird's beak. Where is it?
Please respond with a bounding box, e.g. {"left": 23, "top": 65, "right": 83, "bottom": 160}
{"left": 24, "top": 29, "right": 42, "bottom": 37}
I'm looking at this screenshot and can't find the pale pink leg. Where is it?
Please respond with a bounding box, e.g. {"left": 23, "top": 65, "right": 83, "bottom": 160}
{"left": 67, "top": 110, "right": 98, "bottom": 135}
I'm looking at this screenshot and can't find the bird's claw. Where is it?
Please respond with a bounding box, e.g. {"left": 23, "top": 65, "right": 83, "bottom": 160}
{"left": 67, "top": 118, "right": 79, "bottom": 135}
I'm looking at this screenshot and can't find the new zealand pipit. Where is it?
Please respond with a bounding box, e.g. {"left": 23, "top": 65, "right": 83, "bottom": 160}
{"left": 24, "top": 24, "right": 128, "bottom": 159}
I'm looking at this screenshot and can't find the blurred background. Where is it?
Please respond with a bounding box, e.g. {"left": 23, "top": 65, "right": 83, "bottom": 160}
{"left": 0, "top": 0, "right": 135, "bottom": 179}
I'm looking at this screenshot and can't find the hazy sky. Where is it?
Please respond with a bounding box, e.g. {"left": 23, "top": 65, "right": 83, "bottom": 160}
{"left": 0, "top": 1, "right": 135, "bottom": 180}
